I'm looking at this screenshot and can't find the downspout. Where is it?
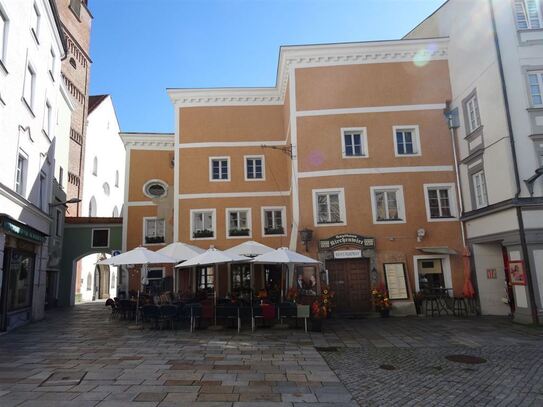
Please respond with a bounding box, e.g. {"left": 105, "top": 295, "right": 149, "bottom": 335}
{"left": 488, "top": 0, "right": 538, "bottom": 324}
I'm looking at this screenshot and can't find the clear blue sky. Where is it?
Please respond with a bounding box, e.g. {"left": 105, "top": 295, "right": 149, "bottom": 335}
{"left": 89, "top": 0, "right": 446, "bottom": 133}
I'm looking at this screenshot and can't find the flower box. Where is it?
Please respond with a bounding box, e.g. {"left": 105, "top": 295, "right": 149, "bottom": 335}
{"left": 193, "top": 229, "right": 214, "bottom": 238}
{"left": 264, "top": 226, "right": 284, "bottom": 235}
{"left": 229, "top": 228, "right": 250, "bottom": 237}
{"left": 145, "top": 236, "right": 165, "bottom": 244}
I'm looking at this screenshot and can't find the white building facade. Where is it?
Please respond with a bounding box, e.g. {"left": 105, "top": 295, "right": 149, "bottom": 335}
{"left": 77, "top": 94, "right": 124, "bottom": 302}
{"left": 406, "top": 0, "right": 543, "bottom": 323}
{"left": 0, "top": 0, "right": 69, "bottom": 330}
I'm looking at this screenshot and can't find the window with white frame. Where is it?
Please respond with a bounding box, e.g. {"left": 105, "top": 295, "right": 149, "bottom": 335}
{"left": 43, "top": 100, "right": 51, "bottom": 136}
{"left": 424, "top": 184, "right": 456, "bottom": 221}
{"left": 15, "top": 154, "right": 27, "bottom": 195}
{"left": 23, "top": 64, "right": 35, "bottom": 110}
{"left": 191, "top": 209, "right": 215, "bottom": 239}
{"left": 144, "top": 217, "right": 165, "bottom": 244}
{"left": 227, "top": 208, "right": 251, "bottom": 237}
{"left": 466, "top": 94, "right": 481, "bottom": 133}
{"left": 394, "top": 126, "right": 420, "bottom": 156}
{"left": 371, "top": 186, "right": 405, "bottom": 223}
{"left": 514, "top": 0, "right": 542, "bottom": 30}
{"left": 342, "top": 128, "right": 367, "bottom": 157}
{"left": 210, "top": 157, "right": 229, "bottom": 181}
{"left": 38, "top": 171, "right": 46, "bottom": 210}
{"left": 472, "top": 170, "right": 488, "bottom": 209}
{"left": 245, "top": 156, "right": 264, "bottom": 180}
{"left": 0, "top": 7, "right": 7, "bottom": 64}
{"left": 49, "top": 47, "right": 55, "bottom": 79}
{"left": 197, "top": 266, "right": 214, "bottom": 290}
{"left": 314, "top": 189, "right": 345, "bottom": 225}
{"left": 31, "top": 2, "right": 40, "bottom": 41}
{"left": 262, "top": 207, "right": 286, "bottom": 236}
{"left": 528, "top": 71, "right": 543, "bottom": 107}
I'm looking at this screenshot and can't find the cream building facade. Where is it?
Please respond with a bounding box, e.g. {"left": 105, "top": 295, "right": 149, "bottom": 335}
{"left": 123, "top": 38, "right": 466, "bottom": 315}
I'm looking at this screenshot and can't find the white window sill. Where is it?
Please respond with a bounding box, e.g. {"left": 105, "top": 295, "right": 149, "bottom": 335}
{"left": 427, "top": 216, "right": 458, "bottom": 223}
{"left": 315, "top": 221, "right": 346, "bottom": 227}
{"left": 373, "top": 219, "right": 406, "bottom": 225}
{"left": 342, "top": 154, "right": 368, "bottom": 159}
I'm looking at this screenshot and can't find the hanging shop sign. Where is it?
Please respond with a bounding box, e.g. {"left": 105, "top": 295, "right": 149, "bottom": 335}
{"left": 319, "top": 234, "right": 375, "bottom": 251}
{"left": 1, "top": 216, "right": 46, "bottom": 244}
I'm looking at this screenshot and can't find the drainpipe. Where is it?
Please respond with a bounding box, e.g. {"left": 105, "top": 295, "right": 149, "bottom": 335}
{"left": 488, "top": 0, "right": 538, "bottom": 324}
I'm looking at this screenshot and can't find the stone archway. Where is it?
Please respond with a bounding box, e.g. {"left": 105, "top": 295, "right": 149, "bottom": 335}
{"left": 58, "top": 217, "right": 122, "bottom": 306}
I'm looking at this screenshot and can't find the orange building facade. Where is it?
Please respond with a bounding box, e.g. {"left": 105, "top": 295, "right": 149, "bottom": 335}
{"left": 122, "top": 38, "right": 464, "bottom": 315}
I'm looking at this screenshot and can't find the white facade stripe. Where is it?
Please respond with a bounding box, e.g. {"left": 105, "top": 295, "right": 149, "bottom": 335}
{"left": 177, "top": 140, "right": 286, "bottom": 149}
{"left": 178, "top": 191, "right": 291, "bottom": 200}
{"left": 296, "top": 103, "right": 447, "bottom": 118}
{"left": 298, "top": 165, "right": 454, "bottom": 179}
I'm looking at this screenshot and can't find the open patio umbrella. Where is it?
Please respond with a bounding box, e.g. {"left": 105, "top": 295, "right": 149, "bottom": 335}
{"left": 96, "top": 247, "right": 177, "bottom": 324}
{"left": 225, "top": 241, "right": 275, "bottom": 303}
{"left": 252, "top": 247, "right": 320, "bottom": 301}
{"left": 157, "top": 243, "right": 205, "bottom": 292}
{"left": 176, "top": 247, "right": 249, "bottom": 325}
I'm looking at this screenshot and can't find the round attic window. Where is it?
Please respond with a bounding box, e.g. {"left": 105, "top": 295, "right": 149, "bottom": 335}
{"left": 143, "top": 180, "right": 168, "bottom": 199}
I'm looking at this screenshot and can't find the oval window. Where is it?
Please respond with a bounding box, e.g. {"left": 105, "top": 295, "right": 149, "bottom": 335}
{"left": 144, "top": 180, "right": 167, "bottom": 199}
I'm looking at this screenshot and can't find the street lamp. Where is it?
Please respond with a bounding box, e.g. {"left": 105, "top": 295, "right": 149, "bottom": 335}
{"left": 49, "top": 198, "right": 81, "bottom": 207}
{"left": 299, "top": 228, "right": 313, "bottom": 252}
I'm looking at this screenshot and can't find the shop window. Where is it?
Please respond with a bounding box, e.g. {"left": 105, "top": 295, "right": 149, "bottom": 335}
{"left": 197, "top": 266, "right": 214, "bottom": 291}
{"left": 146, "top": 268, "right": 164, "bottom": 293}
{"left": 144, "top": 217, "right": 165, "bottom": 244}
{"left": 417, "top": 259, "right": 444, "bottom": 291}
{"left": 227, "top": 208, "right": 251, "bottom": 238}
{"left": 231, "top": 264, "right": 251, "bottom": 295}
{"left": 91, "top": 228, "right": 109, "bottom": 248}
{"left": 6, "top": 251, "right": 34, "bottom": 311}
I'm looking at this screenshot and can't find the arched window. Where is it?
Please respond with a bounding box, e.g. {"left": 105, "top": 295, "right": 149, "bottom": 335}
{"left": 115, "top": 170, "right": 119, "bottom": 187}
{"left": 112, "top": 206, "right": 119, "bottom": 217}
{"left": 86, "top": 273, "right": 92, "bottom": 291}
{"left": 103, "top": 182, "right": 110, "bottom": 196}
{"left": 111, "top": 272, "right": 116, "bottom": 289}
{"left": 92, "top": 156, "right": 98, "bottom": 176}
{"left": 88, "top": 196, "right": 97, "bottom": 217}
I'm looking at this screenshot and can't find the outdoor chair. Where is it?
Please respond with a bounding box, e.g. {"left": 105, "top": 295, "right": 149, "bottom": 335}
{"left": 452, "top": 297, "right": 468, "bottom": 317}
{"left": 160, "top": 305, "right": 178, "bottom": 330}
{"left": 179, "top": 303, "right": 201, "bottom": 332}
{"left": 297, "top": 304, "right": 310, "bottom": 333}
{"left": 216, "top": 304, "right": 240, "bottom": 333}
{"left": 141, "top": 304, "right": 160, "bottom": 329}
{"left": 118, "top": 299, "right": 134, "bottom": 320}
{"left": 238, "top": 306, "right": 252, "bottom": 332}
{"left": 105, "top": 298, "right": 118, "bottom": 319}
{"left": 277, "top": 302, "right": 297, "bottom": 325}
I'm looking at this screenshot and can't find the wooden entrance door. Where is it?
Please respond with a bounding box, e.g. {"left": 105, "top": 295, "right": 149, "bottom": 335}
{"left": 327, "top": 258, "right": 371, "bottom": 313}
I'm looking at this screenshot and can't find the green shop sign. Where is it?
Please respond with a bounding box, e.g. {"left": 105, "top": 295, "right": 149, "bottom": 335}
{"left": 2, "top": 217, "right": 46, "bottom": 243}
{"left": 319, "top": 233, "right": 375, "bottom": 250}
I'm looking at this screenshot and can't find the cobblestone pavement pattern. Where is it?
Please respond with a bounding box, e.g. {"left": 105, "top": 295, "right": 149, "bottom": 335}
{"left": 320, "top": 318, "right": 543, "bottom": 406}
{"left": 0, "top": 302, "right": 355, "bottom": 407}
{"left": 2, "top": 303, "right": 543, "bottom": 407}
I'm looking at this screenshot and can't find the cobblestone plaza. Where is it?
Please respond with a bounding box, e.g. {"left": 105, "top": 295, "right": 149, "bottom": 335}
{"left": 0, "top": 303, "right": 542, "bottom": 406}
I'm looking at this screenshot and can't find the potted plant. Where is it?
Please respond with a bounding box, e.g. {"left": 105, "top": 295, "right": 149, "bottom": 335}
{"left": 286, "top": 288, "right": 299, "bottom": 303}
{"left": 145, "top": 236, "right": 165, "bottom": 244}
{"left": 264, "top": 226, "right": 284, "bottom": 235}
{"left": 229, "top": 228, "right": 250, "bottom": 237}
{"left": 372, "top": 288, "right": 391, "bottom": 317}
{"left": 413, "top": 291, "right": 424, "bottom": 315}
{"left": 310, "top": 285, "right": 334, "bottom": 331}
{"left": 193, "top": 229, "right": 214, "bottom": 238}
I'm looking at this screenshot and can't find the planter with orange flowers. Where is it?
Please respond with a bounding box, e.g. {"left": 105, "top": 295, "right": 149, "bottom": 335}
{"left": 372, "top": 288, "right": 392, "bottom": 318}
{"left": 310, "top": 285, "right": 335, "bottom": 331}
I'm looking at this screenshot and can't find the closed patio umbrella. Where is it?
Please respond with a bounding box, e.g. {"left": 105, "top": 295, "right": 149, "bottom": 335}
{"left": 462, "top": 247, "right": 476, "bottom": 298}
{"left": 157, "top": 243, "right": 205, "bottom": 292}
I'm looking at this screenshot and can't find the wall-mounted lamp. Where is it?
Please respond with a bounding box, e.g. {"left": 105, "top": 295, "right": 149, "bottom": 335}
{"left": 49, "top": 198, "right": 81, "bottom": 207}
{"left": 299, "top": 228, "right": 313, "bottom": 252}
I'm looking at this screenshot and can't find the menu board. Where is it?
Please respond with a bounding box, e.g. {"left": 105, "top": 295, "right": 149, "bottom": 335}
{"left": 384, "top": 263, "right": 409, "bottom": 300}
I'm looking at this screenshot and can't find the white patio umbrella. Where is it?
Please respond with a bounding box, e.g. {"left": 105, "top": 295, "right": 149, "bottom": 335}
{"left": 96, "top": 247, "right": 177, "bottom": 324}
{"left": 252, "top": 247, "right": 320, "bottom": 301}
{"left": 225, "top": 241, "right": 275, "bottom": 302}
{"left": 157, "top": 243, "right": 205, "bottom": 293}
{"left": 176, "top": 247, "right": 249, "bottom": 325}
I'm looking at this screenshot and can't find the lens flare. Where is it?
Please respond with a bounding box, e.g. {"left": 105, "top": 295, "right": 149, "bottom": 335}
{"left": 308, "top": 150, "right": 325, "bottom": 168}
{"left": 413, "top": 43, "right": 438, "bottom": 67}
